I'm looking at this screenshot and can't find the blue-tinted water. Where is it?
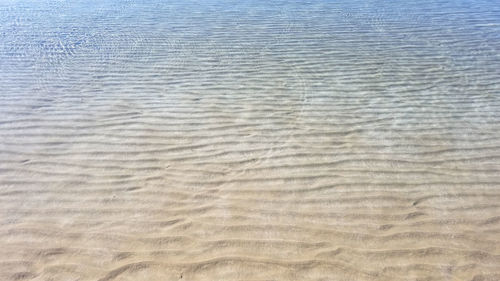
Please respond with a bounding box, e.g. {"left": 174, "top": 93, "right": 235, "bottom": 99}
{"left": 1, "top": 1, "right": 500, "bottom": 280}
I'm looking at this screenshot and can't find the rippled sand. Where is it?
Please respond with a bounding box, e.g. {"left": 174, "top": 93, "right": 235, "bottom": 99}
{"left": 1, "top": 0, "right": 500, "bottom": 280}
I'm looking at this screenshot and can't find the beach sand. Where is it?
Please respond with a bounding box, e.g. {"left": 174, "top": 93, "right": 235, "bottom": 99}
{"left": 1, "top": 87, "right": 500, "bottom": 280}
{"left": 1, "top": 1, "right": 500, "bottom": 280}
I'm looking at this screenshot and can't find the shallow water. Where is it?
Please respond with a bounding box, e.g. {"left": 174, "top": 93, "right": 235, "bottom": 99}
{"left": 1, "top": 0, "right": 500, "bottom": 280}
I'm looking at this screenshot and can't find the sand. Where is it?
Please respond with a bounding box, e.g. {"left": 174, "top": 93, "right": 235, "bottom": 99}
{"left": 1, "top": 0, "right": 500, "bottom": 280}
{"left": 2, "top": 90, "right": 500, "bottom": 281}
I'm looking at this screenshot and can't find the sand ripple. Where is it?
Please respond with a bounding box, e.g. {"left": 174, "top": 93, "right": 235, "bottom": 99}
{"left": 1, "top": 0, "right": 500, "bottom": 280}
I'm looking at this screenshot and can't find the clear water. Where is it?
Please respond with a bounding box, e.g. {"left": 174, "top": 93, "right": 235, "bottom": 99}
{"left": 1, "top": 0, "right": 500, "bottom": 280}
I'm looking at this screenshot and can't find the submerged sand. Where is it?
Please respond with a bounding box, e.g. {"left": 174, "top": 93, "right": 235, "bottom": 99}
{"left": 1, "top": 89, "right": 500, "bottom": 281}
{"left": 1, "top": 1, "right": 500, "bottom": 280}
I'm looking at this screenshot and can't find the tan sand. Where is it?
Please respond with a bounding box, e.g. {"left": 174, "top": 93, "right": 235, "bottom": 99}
{"left": 1, "top": 87, "right": 500, "bottom": 281}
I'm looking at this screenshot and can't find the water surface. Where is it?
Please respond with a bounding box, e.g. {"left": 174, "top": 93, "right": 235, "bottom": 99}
{"left": 1, "top": 1, "right": 500, "bottom": 280}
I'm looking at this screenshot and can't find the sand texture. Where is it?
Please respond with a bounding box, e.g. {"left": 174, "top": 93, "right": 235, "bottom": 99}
{"left": 1, "top": 0, "right": 500, "bottom": 280}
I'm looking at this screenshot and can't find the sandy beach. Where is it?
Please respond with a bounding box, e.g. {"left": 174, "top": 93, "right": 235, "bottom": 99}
{"left": 1, "top": 0, "right": 500, "bottom": 280}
